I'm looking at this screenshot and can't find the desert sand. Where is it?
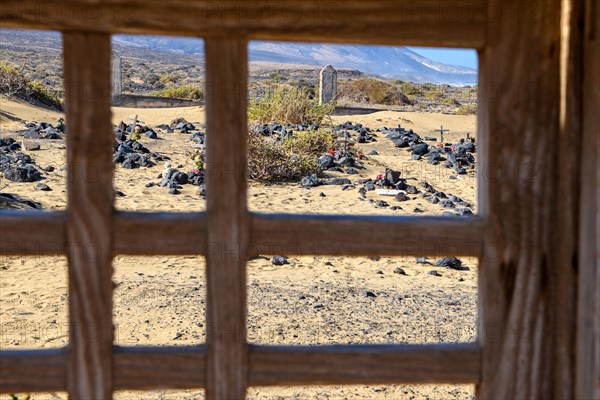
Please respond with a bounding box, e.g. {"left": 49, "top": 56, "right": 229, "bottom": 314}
{"left": 1, "top": 98, "right": 478, "bottom": 399}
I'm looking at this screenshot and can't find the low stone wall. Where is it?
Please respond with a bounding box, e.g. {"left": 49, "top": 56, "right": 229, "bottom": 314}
{"left": 112, "top": 94, "right": 204, "bottom": 108}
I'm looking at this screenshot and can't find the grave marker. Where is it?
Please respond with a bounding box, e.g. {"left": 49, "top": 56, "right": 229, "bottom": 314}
{"left": 319, "top": 65, "right": 337, "bottom": 105}
{"left": 434, "top": 125, "right": 450, "bottom": 143}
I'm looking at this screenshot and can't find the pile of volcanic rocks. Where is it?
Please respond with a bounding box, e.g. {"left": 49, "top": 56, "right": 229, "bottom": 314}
{"left": 20, "top": 121, "right": 62, "bottom": 140}
{"left": 252, "top": 121, "right": 377, "bottom": 145}
{"left": 334, "top": 121, "right": 377, "bottom": 144}
{"left": 116, "top": 121, "right": 159, "bottom": 140}
{"left": 153, "top": 163, "right": 205, "bottom": 195}
{"left": 379, "top": 125, "right": 424, "bottom": 149}
{"left": 422, "top": 138, "right": 476, "bottom": 175}
{"left": 190, "top": 131, "right": 205, "bottom": 145}
{"left": 420, "top": 181, "right": 474, "bottom": 215}
{"left": 252, "top": 123, "right": 320, "bottom": 139}
{"left": 315, "top": 151, "right": 365, "bottom": 177}
{"left": 168, "top": 117, "right": 197, "bottom": 134}
{"left": 381, "top": 125, "right": 476, "bottom": 175}
{"left": 0, "top": 193, "right": 43, "bottom": 210}
{"left": 113, "top": 135, "right": 167, "bottom": 169}
{"left": 0, "top": 138, "right": 44, "bottom": 182}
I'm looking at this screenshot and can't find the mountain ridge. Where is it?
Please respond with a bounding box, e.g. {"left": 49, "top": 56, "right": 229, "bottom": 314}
{"left": 0, "top": 29, "right": 477, "bottom": 84}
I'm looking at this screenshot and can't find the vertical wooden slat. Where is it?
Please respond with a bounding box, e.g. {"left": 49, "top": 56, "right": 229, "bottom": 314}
{"left": 478, "top": 0, "right": 562, "bottom": 398}
{"left": 205, "top": 37, "right": 249, "bottom": 399}
{"left": 557, "top": 0, "right": 583, "bottom": 396}
{"left": 63, "top": 33, "right": 114, "bottom": 399}
{"left": 577, "top": 0, "right": 600, "bottom": 397}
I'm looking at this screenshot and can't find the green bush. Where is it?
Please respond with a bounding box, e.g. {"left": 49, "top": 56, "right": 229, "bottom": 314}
{"left": 0, "top": 61, "right": 62, "bottom": 108}
{"left": 28, "top": 80, "right": 62, "bottom": 109}
{"left": 282, "top": 128, "right": 335, "bottom": 157}
{"left": 154, "top": 84, "right": 204, "bottom": 101}
{"left": 159, "top": 73, "right": 180, "bottom": 85}
{"left": 442, "top": 97, "right": 461, "bottom": 106}
{"left": 424, "top": 91, "right": 446, "bottom": 100}
{"left": 0, "top": 61, "right": 28, "bottom": 98}
{"left": 399, "top": 82, "right": 424, "bottom": 96}
{"left": 248, "top": 128, "right": 335, "bottom": 181}
{"left": 338, "top": 78, "right": 412, "bottom": 106}
{"left": 455, "top": 104, "right": 477, "bottom": 115}
{"left": 248, "top": 84, "right": 334, "bottom": 125}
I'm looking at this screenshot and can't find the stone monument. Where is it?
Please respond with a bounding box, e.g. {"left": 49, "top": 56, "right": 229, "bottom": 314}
{"left": 319, "top": 64, "right": 337, "bottom": 105}
{"left": 111, "top": 50, "right": 122, "bottom": 99}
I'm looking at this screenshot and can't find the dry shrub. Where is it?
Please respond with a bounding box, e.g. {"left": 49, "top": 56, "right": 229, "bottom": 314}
{"left": 0, "top": 61, "right": 28, "bottom": 98}
{"left": 154, "top": 84, "right": 204, "bottom": 100}
{"left": 248, "top": 128, "right": 335, "bottom": 181}
{"left": 338, "top": 78, "right": 412, "bottom": 106}
{"left": 248, "top": 84, "right": 334, "bottom": 125}
{"left": 0, "top": 61, "right": 62, "bottom": 109}
{"left": 455, "top": 104, "right": 477, "bottom": 115}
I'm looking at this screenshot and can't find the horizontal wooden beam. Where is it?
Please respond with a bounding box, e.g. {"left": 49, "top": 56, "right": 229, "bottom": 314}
{"left": 113, "top": 212, "right": 207, "bottom": 255}
{"left": 0, "top": 0, "right": 486, "bottom": 48}
{"left": 0, "top": 211, "right": 66, "bottom": 255}
{"left": 0, "top": 211, "right": 484, "bottom": 257}
{"left": 0, "top": 343, "right": 480, "bottom": 393}
{"left": 250, "top": 213, "right": 485, "bottom": 257}
{"left": 0, "top": 348, "right": 68, "bottom": 393}
{"left": 113, "top": 346, "right": 206, "bottom": 390}
{"left": 249, "top": 343, "right": 481, "bottom": 385}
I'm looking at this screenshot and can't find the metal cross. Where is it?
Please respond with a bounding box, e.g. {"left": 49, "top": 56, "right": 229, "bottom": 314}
{"left": 434, "top": 125, "right": 450, "bottom": 143}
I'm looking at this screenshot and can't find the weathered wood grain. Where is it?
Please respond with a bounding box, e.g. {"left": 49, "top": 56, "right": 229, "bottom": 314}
{"left": 477, "top": 0, "right": 562, "bottom": 398}
{"left": 557, "top": 0, "right": 583, "bottom": 396}
{"left": 113, "top": 346, "right": 206, "bottom": 390}
{"left": 204, "top": 37, "right": 249, "bottom": 400}
{"left": 0, "top": 211, "right": 65, "bottom": 255}
{"left": 251, "top": 213, "right": 485, "bottom": 257}
{"left": 113, "top": 212, "right": 207, "bottom": 255}
{"left": 0, "top": 349, "right": 68, "bottom": 393}
{"left": 577, "top": 0, "right": 600, "bottom": 398}
{"left": 0, "top": 1, "right": 595, "bottom": 398}
{"left": 0, "top": 212, "right": 484, "bottom": 257}
{"left": 0, "top": 0, "right": 486, "bottom": 48}
{"left": 63, "top": 32, "right": 114, "bottom": 399}
{"left": 249, "top": 344, "right": 481, "bottom": 386}
{"left": 1, "top": 343, "right": 480, "bottom": 393}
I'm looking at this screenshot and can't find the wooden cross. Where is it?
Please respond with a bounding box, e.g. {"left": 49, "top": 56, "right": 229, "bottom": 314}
{"left": 434, "top": 125, "right": 450, "bottom": 143}
{"left": 127, "top": 115, "right": 145, "bottom": 130}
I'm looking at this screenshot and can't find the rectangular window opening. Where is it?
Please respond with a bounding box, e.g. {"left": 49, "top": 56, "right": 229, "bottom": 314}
{"left": 246, "top": 41, "right": 479, "bottom": 218}
{"left": 113, "top": 255, "right": 206, "bottom": 346}
{"left": 0, "top": 29, "right": 66, "bottom": 211}
{"left": 110, "top": 34, "right": 206, "bottom": 212}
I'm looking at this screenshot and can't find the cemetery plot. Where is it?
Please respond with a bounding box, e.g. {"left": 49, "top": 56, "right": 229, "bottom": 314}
{"left": 246, "top": 43, "right": 478, "bottom": 217}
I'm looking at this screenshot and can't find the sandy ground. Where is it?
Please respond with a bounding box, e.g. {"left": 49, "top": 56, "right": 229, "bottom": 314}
{"left": 1, "top": 98, "right": 477, "bottom": 400}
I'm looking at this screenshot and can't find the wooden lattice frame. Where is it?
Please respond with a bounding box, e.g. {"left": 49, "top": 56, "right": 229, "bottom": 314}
{"left": 0, "top": 1, "right": 598, "bottom": 399}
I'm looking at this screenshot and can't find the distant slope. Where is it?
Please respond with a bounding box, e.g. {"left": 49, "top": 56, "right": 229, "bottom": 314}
{"left": 112, "top": 36, "right": 477, "bottom": 84}
{"left": 1, "top": 30, "right": 477, "bottom": 84}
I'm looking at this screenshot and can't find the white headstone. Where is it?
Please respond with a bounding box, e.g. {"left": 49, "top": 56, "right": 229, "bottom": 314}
{"left": 319, "top": 65, "right": 337, "bottom": 105}
{"left": 111, "top": 50, "right": 122, "bottom": 98}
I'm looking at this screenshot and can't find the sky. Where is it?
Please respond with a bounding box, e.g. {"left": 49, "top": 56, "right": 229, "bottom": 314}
{"left": 408, "top": 47, "right": 478, "bottom": 70}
